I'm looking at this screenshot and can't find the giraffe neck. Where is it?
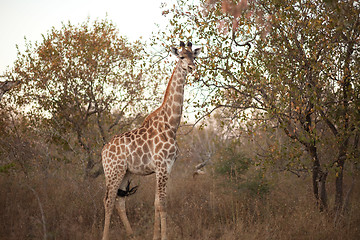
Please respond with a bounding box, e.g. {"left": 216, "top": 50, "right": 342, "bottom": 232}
{"left": 163, "top": 63, "right": 187, "bottom": 128}
{"left": 143, "top": 62, "right": 187, "bottom": 131}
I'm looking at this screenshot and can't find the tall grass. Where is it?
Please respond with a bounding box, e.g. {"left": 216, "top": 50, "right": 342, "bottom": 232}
{"left": 0, "top": 163, "right": 359, "bottom": 240}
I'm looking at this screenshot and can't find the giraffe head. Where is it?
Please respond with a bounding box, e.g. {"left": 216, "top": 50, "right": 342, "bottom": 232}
{"left": 171, "top": 41, "right": 202, "bottom": 73}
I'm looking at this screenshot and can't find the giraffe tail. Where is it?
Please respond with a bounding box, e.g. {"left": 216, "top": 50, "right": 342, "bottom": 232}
{"left": 117, "top": 180, "right": 138, "bottom": 197}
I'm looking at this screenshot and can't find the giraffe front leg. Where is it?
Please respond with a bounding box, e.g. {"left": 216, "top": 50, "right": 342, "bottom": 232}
{"left": 153, "top": 171, "right": 169, "bottom": 240}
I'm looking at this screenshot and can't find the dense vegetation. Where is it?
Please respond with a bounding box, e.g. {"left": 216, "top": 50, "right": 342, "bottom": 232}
{"left": 1, "top": 0, "right": 359, "bottom": 239}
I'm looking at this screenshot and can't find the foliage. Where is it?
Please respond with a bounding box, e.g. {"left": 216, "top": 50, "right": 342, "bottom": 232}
{"left": 157, "top": 0, "right": 360, "bottom": 211}
{"left": 0, "top": 106, "right": 41, "bottom": 175}
{"left": 215, "top": 142, "right": 251, "bottom": 177}
{"left": 210, "top": 137, "right": 270, "bottom": 198}
{"left": 3, "top": 18, "right": 162, "bottom": 177}
{"left": 237, "top": 172, "right": 270, "bottom": 198}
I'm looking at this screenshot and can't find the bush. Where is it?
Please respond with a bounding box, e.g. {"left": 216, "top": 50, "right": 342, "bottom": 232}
{"left": 237, "top": 172, "right": 271, "bottom": 198}
{"left": 215, "top": 145, "right": 251, "bottom": 178}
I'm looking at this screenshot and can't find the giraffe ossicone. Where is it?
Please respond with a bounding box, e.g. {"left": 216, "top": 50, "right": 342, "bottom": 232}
{"left": 101, "top": 41, "right": 201, "bottom": 240}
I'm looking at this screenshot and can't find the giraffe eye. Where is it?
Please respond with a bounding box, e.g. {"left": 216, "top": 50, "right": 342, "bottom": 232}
{"left": 180, "top": 56, "right": 185, "bottom": 59}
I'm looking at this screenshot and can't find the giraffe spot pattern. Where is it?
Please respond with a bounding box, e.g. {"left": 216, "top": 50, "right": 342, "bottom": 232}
{"left": 101, "top": 44, "right": 202, "bottom": 240}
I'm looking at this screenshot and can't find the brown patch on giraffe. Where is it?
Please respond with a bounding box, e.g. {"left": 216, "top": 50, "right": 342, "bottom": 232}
{"left": 155, "top": 142, "right": 163, "bottom": 153}
{"left": 160, "top": 162, "right": 167, "bottom": 169}
{"left": 129, "top": 142, "right": 137, "bottom": 152}
{"left": 141, "top": 154, "right": 150, "bottom": 164}
{"left": 166, "top": 107, "right": 172, "bottom": 117}
{"left": 135, "top": 147, "right": 142, "bottom": 157}
{"left": 161, "top": 149, "right": 168, "bottom": 157}
{"left": 138, "top": 127, "right": 146, "bottom": 135}
{"left": 133, "top": 154, "right": 140, "bottom": 165}
{"left": 169, "top": 117, "right": 177, "bottom": 126}
{"left": 154, "top": 136, "right": 160, "bottom": 145}
{"left": 176, "top": 85, "right": 183, "bottom": 92}
{"left": 168, "top": 152, "right": 176, "bottom": 159}
{"left": 141, "top": 132, "right": 148, "bottom": 140}
{"left": 173, "top": 105, "right": 181, "bottom": 114}
{"left": 160, "top": 133, "right": 168, "bottom": 142}
{"left": 174, "top": 93, "right": 183, "bottom": 103}
{"left": 167, "top": 95, "right": 174, "bottom": 104}
{"left": 163, "top": 123, "right": 171, "bottom": 130}
{"left": 166, "top": 130, "right": 175, "bottom": 139}
{"left": 169, "top": 146, "right": 176, "bottom": 153}
{"left": 137, "top": 138, "right": 144, "bottom": 146}
{"left": 158, "top": 150, "right": 165, "bottom": 158}
{"left": 147, "top": 141, "right": 154, "bottom": 152}
{"left": 119, "top": 153, "right": 126, "bottom": 160}
{"left": 143, "top": 142, "right": 149, "bottom": 153}
{"left": 148, "top": 127, "right": 157, "bottom": 139}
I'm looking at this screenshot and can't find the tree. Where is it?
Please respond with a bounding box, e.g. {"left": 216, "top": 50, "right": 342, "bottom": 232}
{"left": 158, "top": 0, "right": 360, "bottom": 212}
{"left": 4, "top": 18, "right": 155, "bottom": 177}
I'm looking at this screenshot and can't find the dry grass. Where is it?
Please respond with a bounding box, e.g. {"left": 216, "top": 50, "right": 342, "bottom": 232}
{"left": 0, "top": 163, "right": 359, "bottom": 240}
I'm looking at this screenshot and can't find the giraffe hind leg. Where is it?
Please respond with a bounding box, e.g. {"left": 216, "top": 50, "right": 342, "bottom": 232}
{"left": 115, "top": 173, "right": 135, "bottom": 236}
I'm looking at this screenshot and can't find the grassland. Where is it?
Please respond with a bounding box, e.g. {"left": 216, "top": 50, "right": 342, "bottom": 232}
{"left": 0, "top": 160, "right": 359, "bottom": 240}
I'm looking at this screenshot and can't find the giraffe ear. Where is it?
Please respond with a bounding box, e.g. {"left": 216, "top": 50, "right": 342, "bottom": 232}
{"left": 171, "top": 47, "right": 179, "bottom": 56}
{"left": 193, "top": 47, "right": 202, "bottom": 58}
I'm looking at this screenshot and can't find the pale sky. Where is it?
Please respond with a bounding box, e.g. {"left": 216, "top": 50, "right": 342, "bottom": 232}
{"left": 0, "top": 0, "right": 172, "bottom": 73}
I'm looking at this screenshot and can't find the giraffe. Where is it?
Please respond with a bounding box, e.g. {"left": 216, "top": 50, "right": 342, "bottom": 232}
{"left": 101, "top": 41, "right": 201, "bottom": 240}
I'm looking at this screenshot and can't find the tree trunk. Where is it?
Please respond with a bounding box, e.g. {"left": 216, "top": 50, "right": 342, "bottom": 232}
{"left": 334, "top": 149, "right": 346, "bottom": 212}
{"left": 319, "top": 170, "right": 328, "bottom": 211}
{"left": 76, "top": 128, "right": 95, "bottom": 178}
{"left": 334, "top": 40, "right": 352, "bottom": 213}
{"left": 309, "top": 145, "right": 327, "bottom": 211}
